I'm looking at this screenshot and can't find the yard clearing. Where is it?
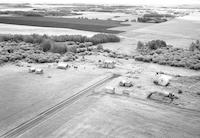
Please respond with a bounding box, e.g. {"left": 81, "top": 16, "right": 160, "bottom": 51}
{"left": 18, "top": 95, "right": 200, "bottom": 138}
{"left": 0, "top": 62, "right": 109, "bottom": 135}
{"left": 16, "top": 56, "right": 200, "bottom": 138}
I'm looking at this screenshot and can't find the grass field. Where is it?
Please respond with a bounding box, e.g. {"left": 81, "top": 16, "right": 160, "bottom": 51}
{"left": 103, "top": 13, "right": 200, "bottom": 55}
{"left": 0, "top": 16, "right": 128, "bottom": 34}
{"left": 127, "top": 14, "right": 200, "bottom": 48}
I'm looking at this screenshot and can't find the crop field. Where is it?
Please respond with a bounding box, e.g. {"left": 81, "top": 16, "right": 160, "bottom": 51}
{"left": 0, "top": 16, "right": 128, "bottom": 34}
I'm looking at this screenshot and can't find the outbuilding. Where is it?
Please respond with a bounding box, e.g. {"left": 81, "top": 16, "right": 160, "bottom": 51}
{"left": 57, "top": 62, "right": 70, "bottom": 70}
{"left": 28, "top": 67, "right": 36, "bottom": 73}
{"left": 35, "top": 68, "right": 44, "bottom": 74}
{"left": 105, "top": 86, "right": 115, "bottom": 94}
{"left": 99, "top": 60, "right": 115, "bottom": 69}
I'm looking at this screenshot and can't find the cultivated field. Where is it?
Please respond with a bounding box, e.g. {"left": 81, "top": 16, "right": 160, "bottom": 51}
{"left": 0, "top": 16, "right": 128, "bottom": 34}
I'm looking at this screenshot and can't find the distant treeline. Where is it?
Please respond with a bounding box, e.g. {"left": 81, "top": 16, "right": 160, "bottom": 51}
{"left": 0, "top": 10, "right": 81, "bottom": 17}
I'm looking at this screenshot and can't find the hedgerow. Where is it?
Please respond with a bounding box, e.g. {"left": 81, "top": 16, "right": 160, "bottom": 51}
{"left": 0, "top": 33, "right": 120, "bottom": 45}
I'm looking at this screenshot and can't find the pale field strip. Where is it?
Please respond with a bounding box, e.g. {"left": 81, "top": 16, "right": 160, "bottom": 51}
{"left": 132, "top": 28, "right": 200, "bottom": 40}
{"left": 0, "top": 23, "right": 97, "bottom": 36}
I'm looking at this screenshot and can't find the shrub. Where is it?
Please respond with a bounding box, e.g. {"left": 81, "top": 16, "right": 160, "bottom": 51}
{"left": 66, "top": 45, "right": 77, "bottom": 53}
{"left": 0, "top": 56, "right": 8, "bottom": 62}
{"left": 192, "top": 63, "right": 200, "bottom": 70}
{"left": 50, "top": 42, "right": 67, "bottom": 54}
{"left": 23, "top": 35, "right": 34, "bottom": 43}
{"left": 97, "top": 44, "right": 103, "bottom": 50}
{"left": 90, "top": 34, "right": 120, "bottom": 45}
{"left": 135, "top": 55, "right": 144, "bottom": 61}
{"left": 137, "top": 41, "right": 144, "bottom": 50}
{"left": 142, "top": 56, "right": 152, "bottom": 62}
{"left": 146, "top": 40, "right": 167, "bottom": 50}
{"left": 136, "top": 40, "right": 167, "bottom": 54}
{"left": 40, "top": 39, "right": 53, "bottom": 52}
{"left": 79, "top": 43, "right": 86, "bottom": 48}
{"left": 104, "top": 49, "right": 111, "bottom": 53}
{"left": 189, "top": 40, "right": 200, "bottom": 51}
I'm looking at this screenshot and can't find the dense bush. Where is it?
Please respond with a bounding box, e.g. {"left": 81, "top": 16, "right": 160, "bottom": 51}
{"left": 97, "top": 44, "right": 103, "bottom": 50}
{"left": 137, "top": 13, "right": 173, "bottom": 23}
{"left": 136, "top": 41, "right": 144, "bottom": 50}
{"left": 143, "top": 13, "right": 174, "bottom": 18}
{"left": 137, "top": 40, "right": 167, "bottom": 54}
{"left": 40, "top": 39, "right": 53, "bottom": 52}
{"left": 0, "top": 42, "right": 61, "bottom": 64}
{"left": 50, "top": 42, "right": 67, "bottom": 54}
{"left": 0, "top": 33, "right": 120, "bottom": 60}
{"left": 135, "top": 40, "right": 200, "bottom": 70}
{"left": 66, "top": 45, "right": 78, "bottom": 53}
{"left": 89, "top": 34, "right": 120, "bottom": 44}
{"left": 137, "top": 17, "right": 167, "bottom": 23}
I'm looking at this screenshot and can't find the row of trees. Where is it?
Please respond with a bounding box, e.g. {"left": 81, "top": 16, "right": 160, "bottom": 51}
{"left": 0, "top": 33, "right": 120, "bottom": 45}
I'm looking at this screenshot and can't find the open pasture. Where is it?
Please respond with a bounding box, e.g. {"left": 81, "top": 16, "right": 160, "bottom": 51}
{"left": 126, "top": 13, "right": 200, "bottom": 49}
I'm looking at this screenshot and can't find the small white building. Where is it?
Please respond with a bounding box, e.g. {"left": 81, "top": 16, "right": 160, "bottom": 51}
{"left": 105, "top": 86, "right": 115, "bottom": 94}
{"left": 57, "top": 63, "right": 69, "bottom": 70}
{"left": 35, "top": 68, "right": 44, "bottom": 74}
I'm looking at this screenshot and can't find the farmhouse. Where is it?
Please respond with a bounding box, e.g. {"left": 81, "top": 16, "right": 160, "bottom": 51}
{"left": 119, "top": 80, "right": 133, "bottom": 87}
{"left": 153, "top": 73, "right": 172, "bottom": 86}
